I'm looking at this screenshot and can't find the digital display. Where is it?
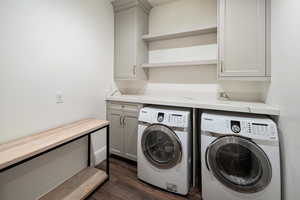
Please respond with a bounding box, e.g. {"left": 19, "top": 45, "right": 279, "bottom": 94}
{"left": 171, "top": 114, "right": 182, "bottom": 117}
{"left": 252, "top": 123, "right": 268, "bottom": 127}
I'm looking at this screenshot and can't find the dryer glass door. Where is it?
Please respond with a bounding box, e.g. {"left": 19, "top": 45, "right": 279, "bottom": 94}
{"left": 206, "top": 136, "right": 272, "bottom": 193}
{"left": 141, "top": 124, "right": 182, "bottom": 169}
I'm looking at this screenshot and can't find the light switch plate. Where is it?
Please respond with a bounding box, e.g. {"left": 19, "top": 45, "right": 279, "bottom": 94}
{"left": 56, "top": 92, "right": 64, "bottom": 104}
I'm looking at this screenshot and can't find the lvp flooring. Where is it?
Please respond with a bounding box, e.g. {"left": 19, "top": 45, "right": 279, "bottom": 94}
{"left": 89, "top": 157, "right": 201, "bottom": 200}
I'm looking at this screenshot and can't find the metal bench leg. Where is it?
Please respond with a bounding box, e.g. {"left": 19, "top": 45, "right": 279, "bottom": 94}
{"left": 88, "top": 134, "right": 91, "bottom": 167}
{"left": 106, "top": 125, "right": 110, "bottom": 177}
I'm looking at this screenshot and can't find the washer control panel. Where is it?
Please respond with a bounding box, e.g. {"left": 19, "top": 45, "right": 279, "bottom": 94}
{"left": 139, "top": 107, "right": 191, "bottom": 128}
{"left": 202, "top": 112, "right": 278, "bottom": 141}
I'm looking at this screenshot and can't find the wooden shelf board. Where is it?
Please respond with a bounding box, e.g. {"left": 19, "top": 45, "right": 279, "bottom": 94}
{"left": 141, "top": 60, "right": 218, "bottom": 68}
{"left": 142, "top": 25, "right": 217, "bottom": 42}
{"left": 39, "top": 167, "right": 108, "bottom": 200}
{"left": 0, "top": 119, "right": 109, "bottom": 171}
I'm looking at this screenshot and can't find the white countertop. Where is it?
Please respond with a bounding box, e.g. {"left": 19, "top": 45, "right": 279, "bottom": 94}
{"left": 106, "top": 94, "right": 280, "bottom": 116}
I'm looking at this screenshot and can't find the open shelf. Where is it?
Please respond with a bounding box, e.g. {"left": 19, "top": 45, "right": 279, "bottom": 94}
{"left": 39, "top": 167, "right": 108, "bottom": 200}
{"left": 141, "top": 60, "right": 217, "bottom": 68}
{"left": 142, "top": 25, "right": 217, "bottom": 42}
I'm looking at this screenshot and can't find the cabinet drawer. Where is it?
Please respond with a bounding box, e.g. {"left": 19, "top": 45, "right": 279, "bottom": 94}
{"left": 109, "top": 103, "right": 123, "bottom": 110}
{"left": 109, "top": 102, "right": 141, "bottom": 113}
{"left": 122, "top": 104, "right": 140, "bottom": 113}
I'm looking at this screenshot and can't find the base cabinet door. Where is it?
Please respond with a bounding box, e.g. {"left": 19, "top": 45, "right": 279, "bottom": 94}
{"left": 109, "top": 110, "right": 124, "bottom": 156}
{"left": 107, "top": 101, "right": 142, "bottom": 161}
{"left": 218, "top": 0, "right": 267, "bottom": 79}
{"left": 123, "top": 112, "right": 139, "bottom": 161}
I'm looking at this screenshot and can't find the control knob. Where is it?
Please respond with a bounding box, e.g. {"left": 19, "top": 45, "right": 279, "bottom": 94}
{"left": 231, "top": 125, "right": 241, "bottom": 133}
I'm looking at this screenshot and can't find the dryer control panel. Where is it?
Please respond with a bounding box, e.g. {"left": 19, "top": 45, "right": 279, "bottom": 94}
{"left": 139, "top": 107, "right": 191, "bottom": 129}
{"left": 202, "top": 112, "right": 278, "bottom": 141}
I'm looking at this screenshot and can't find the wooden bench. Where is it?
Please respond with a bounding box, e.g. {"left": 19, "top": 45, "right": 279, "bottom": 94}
{"left": 0, "top": 118, "right": 110, "bottom": 200}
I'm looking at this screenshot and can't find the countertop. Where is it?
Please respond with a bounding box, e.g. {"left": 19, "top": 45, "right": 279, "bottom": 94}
{"left": 106, "top": 94, "right": 280, "bottom": 116}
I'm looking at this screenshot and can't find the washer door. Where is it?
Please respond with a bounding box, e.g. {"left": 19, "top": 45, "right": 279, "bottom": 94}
{"left": 141, "top": 124, "right": 182, "bottom": 169}
{"left": 206, "top": 136, "right": 272, "bottom": 193}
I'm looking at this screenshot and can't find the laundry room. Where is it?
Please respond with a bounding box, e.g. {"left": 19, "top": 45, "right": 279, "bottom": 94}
{"left": 0, "top": 0, "right": 299, "bottom": 200}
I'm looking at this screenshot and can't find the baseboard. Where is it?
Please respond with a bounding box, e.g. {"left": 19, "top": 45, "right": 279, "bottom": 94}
{"left": 93, "top": 146, "right": 106, "bottom": 165}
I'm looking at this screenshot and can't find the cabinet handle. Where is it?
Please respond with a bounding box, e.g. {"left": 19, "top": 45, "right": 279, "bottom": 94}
{"left": 133, "top": 65, "right": 136, "bottom": 76}
{"left": 120, "top": 116, "right": 123, "bottom": 126}
{"left": 123, "top": 116, "right": 126, "bottom": 127}
{"left": 220, "top": 61, "right": 224, "bottom": 73}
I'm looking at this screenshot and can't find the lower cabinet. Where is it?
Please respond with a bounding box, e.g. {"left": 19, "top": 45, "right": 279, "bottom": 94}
{"left": 107, "top": 101, "right": 142, "bottom": 161}
{"left": 109, "top": 109, "right": 124, "bottom": 156}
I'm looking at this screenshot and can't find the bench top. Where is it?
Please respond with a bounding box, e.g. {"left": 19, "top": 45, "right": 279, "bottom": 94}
{"left": 0, "top": 119, "right": 109, "bottom": 171}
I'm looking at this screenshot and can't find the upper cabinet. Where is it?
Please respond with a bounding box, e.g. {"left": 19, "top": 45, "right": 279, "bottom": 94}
{"left": 112, "top": 0, "right": 270, "bottom": 81}
{"left": 113, "top": 0, "right": 151, "bottom": 80}
{"left": 218, "top": 0, "right": 270, "bottom": 81}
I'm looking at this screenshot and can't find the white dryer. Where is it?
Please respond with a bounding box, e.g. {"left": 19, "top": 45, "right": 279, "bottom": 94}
{"left": 201, "top": 112, "right": 281, "bottom": 200}
{"left": 137, "top": 107, "right": 192, "bottom": 195}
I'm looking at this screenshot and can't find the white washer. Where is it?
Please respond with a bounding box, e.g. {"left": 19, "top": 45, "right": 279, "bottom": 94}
{"left": 201, "top": 112, "right": 281, "bottom": 200}
{"left": 138, "top": 107, "right": 192, "bottom": 195}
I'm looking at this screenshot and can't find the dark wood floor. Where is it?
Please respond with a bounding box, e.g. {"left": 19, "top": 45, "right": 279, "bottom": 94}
{"left": 89, "top": 157, "right": 201, "bottom": 200}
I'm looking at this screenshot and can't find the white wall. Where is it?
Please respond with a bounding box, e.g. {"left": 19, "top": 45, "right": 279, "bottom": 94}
{"left": 266, "top": 0, "right": 300, "bottom": 199}
{"left": 0, "top": 0, "right": 114, "bottom": 199}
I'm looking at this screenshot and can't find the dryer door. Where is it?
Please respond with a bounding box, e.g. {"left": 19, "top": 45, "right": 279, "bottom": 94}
{"left": 141, "top": 124, "right": 182, "bottom": 169}
{"left": 206, "top": 135, "right": 272, "bottom": 193}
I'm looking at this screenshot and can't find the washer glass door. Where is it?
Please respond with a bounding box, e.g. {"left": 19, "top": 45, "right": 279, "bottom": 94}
{"left": 142, "top": 124, "right": 182, "bottom": 169}
{"left": 206, "top": 136, "right": 272, "bottom": 193}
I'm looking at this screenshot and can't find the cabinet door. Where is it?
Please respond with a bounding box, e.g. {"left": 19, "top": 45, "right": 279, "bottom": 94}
{"left": 219, "top": 0, "right": 266, "bottom": 77}
{"left": 114, "top": 8, "right": 136, "bottom": 80}
{"left": 108, "top": 110, "right": 124, "bottom": 156}
{"left": 134, "top": 6, "right": 149, "bottom": 80}
{"left": 123, "top": 112, "right": 139, "bottom": 161}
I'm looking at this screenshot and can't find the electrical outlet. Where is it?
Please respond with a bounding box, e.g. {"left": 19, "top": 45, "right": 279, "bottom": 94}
{"left": 218, "top": 91, "right": 229, "bottom": 101}
{"left": 56, "top": 92, "right": 64, "bottom": 104}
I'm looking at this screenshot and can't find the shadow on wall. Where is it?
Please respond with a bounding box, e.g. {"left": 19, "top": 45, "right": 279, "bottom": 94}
{"left": 113, "top": 65, "right": 217, "bottom": 95}
{"left": 149, "top": 34, "right": 217, "bottom": 51}
{"left": 220, "top": 81, "right": 270, "bottom": 102}
{"left": 148, "top": 65, "right": 217, "bottom": 84}
{"left": 147, "top": 66, "right": 269, "bottom": 102}
{"left": 114, "top": 65, "right": 270, "bottom": 103}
